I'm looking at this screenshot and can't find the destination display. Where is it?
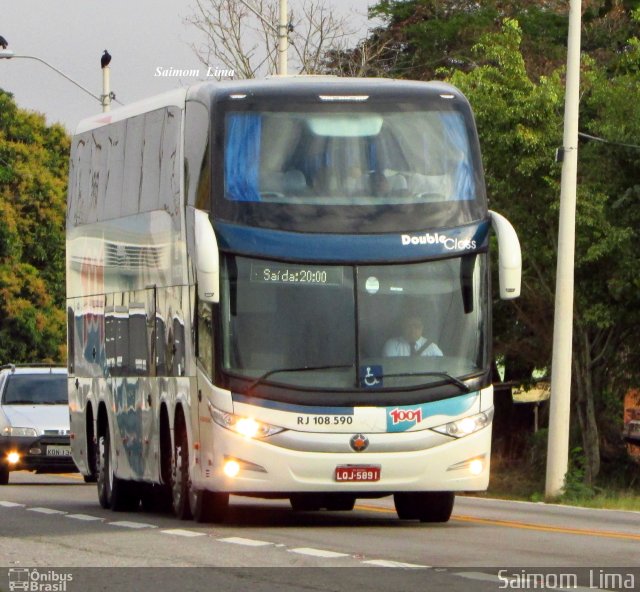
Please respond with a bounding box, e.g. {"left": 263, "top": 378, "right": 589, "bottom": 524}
{"left": 250, "top": 262, "right": 344, "bottom": 286}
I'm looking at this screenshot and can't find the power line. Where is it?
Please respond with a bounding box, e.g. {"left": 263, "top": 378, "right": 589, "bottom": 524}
{"left": 579, "top": 131, "right": 640, "bottom": 151}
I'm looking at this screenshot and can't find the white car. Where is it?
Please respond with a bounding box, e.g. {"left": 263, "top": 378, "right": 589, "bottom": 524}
{"left": 0, "top": 365, "right": 75, "bottom": 484}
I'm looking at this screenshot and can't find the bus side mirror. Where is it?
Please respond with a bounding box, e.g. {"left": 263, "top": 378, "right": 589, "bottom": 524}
{"left": 489, "top": 210, "right": 521, "bottom": 300}
{"left": 194, "top": 209, "right": 220, "bottom": 303}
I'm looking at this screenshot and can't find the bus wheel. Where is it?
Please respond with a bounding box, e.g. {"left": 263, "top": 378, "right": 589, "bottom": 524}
{"left": 190, "top": 489, "right": 229, "bottom": 523}
{"left": 171, "top": 430, "right": 192, "bottom": 520}
{"left": 97, "top": 430, "right": 138, "bottom": 512}
{"left": 96, "top": 434, "right": 112, "bottom": 509}
{"left": 290, "top": 494, "right": 323, "bottom": 511}
{"left": 0, "top": 463, "right": 9, "bottom": 485}
{"left": 394, "top": 492, "right": 454, "bottom": 523}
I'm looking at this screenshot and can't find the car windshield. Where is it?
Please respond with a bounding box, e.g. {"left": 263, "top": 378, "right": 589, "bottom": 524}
{"left": 2, "top": 374, "right": 68, "bottom": 405}
{"left": 221, "top": 254, "right": 488, "bottom": 391}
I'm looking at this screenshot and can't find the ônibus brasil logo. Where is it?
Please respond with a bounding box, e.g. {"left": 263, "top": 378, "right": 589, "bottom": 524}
{"left": 401, "top": 232, "right": 476, "bottom": 251}
{"left": 389, "top": 407, "right": 422, "bottom": 426}
{"left": 8, "top": 568, "right": 73, "bottom": 592}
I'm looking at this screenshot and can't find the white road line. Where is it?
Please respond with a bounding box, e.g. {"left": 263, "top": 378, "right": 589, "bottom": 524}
{"left": 0, "top": 501, "right": 25, "bottom": 507}
{"left": 362, "top": 559, "right": 430, "bottom": 569}
{"left": 65, "top": 514, "right": 104, "bottom": 521}
{"left": 108, "top": 520, "right": 157, "bottom": 529}
{"left": 289, "top": 547, "right": 349, "bottom": 558}
{"left": 161, "top": 529, "right": 206, "bottom": 538}
{"left": 219, "top": 537, "right": 274, "bottom": 547}
{"left": 27, "top": 507, "right": 67, "bottom": 515}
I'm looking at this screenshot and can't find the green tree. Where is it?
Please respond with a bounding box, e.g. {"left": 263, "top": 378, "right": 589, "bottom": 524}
{"left": 0, "top": 90, "right": 69, "bottom": 364}
{"left": 352, "top": 0, "right": 640, "bottom": 486}
{"left": 448, "top": 19, "right": 640, "bottom": 486}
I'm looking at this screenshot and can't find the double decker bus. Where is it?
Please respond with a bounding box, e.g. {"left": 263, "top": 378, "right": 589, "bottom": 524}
{"left": 66, "top": 77, "right": 520, "bottom": 523}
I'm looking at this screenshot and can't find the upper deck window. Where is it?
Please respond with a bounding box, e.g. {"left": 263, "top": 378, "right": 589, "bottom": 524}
{"left": 224, "top": 109, "right": 475, "bottom": 206}
{"left": 214, "top": 94, "right": 485, "bottom": 233}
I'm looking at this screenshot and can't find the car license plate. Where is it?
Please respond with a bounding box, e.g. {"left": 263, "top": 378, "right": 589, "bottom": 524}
{"left": 334, "top": 465, "right": 380, "bottom": 482}
{"left": 46, "top": 445, "right": 71, "bottom": 457}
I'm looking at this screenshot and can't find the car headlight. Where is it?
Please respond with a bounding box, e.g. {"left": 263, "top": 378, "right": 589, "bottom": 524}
{"left": 209, "top": 404, "right": 284, "bottom": 439}
{"left": 432, "top": 408, "right": 494, "bottom": 438}
{"left": 2, "top": 426, "right": 39, "bottom": 437}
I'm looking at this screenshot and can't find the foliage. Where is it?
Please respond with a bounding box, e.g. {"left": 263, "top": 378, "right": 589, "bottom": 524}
{"left": 361, "top": 1, "right": 640, "bottom": 486}
{"left": 0, "top": 90, "right": 68, "bottom": 364}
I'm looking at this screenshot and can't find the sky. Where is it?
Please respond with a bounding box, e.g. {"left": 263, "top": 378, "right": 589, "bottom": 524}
{"left": 0, "top": 0, "right": 378, "bottom": 132}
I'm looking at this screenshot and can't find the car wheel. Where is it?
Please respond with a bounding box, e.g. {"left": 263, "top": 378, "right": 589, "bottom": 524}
{"left": 171, "top": 430, "right": 192, "bottom": 520}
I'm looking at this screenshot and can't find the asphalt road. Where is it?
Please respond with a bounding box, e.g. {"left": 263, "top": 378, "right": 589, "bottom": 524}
{"left": 1, "top": 472, "right": 639, "bottom": 592}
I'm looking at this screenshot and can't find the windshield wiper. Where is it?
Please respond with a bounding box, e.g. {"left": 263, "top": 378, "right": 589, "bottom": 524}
{"left": 382, "top": 371, "right": 471, "bottom": 393}
{"left": 246, "top": 364, "right": 353, "bottom": 393}
{"left": 4, "top": 399, "right": 38, "bottom": 404}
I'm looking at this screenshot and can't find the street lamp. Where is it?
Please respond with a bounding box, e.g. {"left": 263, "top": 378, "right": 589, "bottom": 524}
{"left": 0, "top": 49, "right": 119, "bottom": 113}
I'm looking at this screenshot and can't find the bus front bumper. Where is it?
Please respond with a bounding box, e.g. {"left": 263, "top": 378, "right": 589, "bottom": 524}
{"left": 193, "top": 424, "right": 491, "bottom": 494}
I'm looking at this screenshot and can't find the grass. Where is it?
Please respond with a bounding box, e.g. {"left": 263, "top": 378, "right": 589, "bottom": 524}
{"left": 478, "top": 460, "right": 640, "bottom": 512}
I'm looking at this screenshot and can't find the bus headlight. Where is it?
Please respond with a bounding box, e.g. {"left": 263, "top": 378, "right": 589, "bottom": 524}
{"left": 2, "top": 426, "right": 38, "bottom": 437}
{"left": 432, "top": 408, "right": 494, "bottom": 438}
{"left": 209, "top": 405, "right": 284, "bottom": 439}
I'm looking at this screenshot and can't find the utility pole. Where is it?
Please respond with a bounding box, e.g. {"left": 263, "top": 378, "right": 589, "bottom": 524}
{"left": 238, "top": 0, "right": 289, "bottom": 75}
{"left": 545, "top": 0, "right": 582, "bottom": 499}
{"left": 277, "top": 0, "right": 288, "bottom": 76}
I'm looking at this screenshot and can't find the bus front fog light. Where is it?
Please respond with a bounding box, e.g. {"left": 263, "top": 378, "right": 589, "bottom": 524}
{"left": 469, "top": 459, "right": 484, "bottom": 475}
{"left": 224, "top": 460, "right": 240, "bottom": 477}
{"left": 7, "top": 452, "right": 20, "bottom": 465}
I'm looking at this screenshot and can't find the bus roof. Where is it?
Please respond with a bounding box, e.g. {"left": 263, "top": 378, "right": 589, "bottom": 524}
{"left": 74, "top": 87, "right": 188, "bottom": 134}
{"left": 74, "top": 77, "right": 467, "bottom": 135}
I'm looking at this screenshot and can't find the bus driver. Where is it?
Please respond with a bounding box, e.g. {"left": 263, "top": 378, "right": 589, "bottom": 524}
{"left": 383, "top": 315, "right": 443, "bottom": 357}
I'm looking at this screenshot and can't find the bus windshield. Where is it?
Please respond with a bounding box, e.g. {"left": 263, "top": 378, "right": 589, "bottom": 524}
{"left": 221, "top": 254, "right": 488, "bottom": 392}
{"left": 215, "top": 102, "right": 486, "bottom": 233}
{"left": 225, "top": 110, "right": 475, "bottom": 205}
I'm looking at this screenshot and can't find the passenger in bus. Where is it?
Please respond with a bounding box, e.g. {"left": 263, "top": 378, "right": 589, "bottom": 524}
{"left": 383, "top": 315, "right": 443, "bottom": 357}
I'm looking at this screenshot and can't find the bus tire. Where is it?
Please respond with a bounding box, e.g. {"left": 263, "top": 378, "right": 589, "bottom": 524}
{"left": 171, "top": 429, "right": 192, "bottom": 520}
{"left": 96, "top": 433, "right": 112, "bottom": 509}
{"left": 191, "top": 489, "right": 229, "bottom": 523}
{"left": 97, "top": 430, "right": 139, "bottom": 511}
{"left": 394, "top": 491, "right": 454, "bottom": 523}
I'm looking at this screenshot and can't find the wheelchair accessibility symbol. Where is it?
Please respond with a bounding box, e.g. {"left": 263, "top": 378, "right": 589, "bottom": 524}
{"left": 360, "top": 365, "right": 383, "bottom": 388}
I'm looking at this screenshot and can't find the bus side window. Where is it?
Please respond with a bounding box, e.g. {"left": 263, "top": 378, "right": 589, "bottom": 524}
{"left": 197, "top": 300, "right": 214, "bottom": 378}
